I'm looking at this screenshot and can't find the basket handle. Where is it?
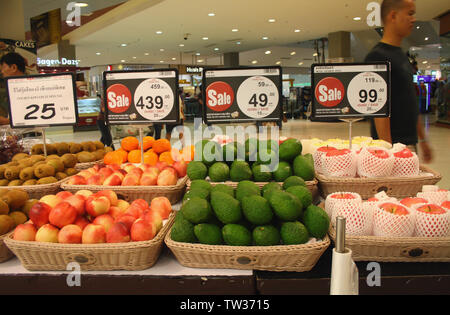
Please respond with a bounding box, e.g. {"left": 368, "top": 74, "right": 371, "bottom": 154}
{"left": 65, "top": 253, "right": 97, "bottom": 265}
{"left": 231, "top": 255, "right": 257, "bottom": 266}
{"left": 401, "top": 247, "right": 429, "bottom": 258}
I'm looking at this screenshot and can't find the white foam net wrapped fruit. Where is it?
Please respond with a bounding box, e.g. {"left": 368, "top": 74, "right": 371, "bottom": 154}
{"left": 333, "top": 202, "right": 373, "bottom": 236}
{"left": 325, "top": 192, "right": 362, "bottom": 221}
{"left": 357, "top": 147, "right": 394, "bottom": 178}
{"left": 391, "top": 149, "right": 420, "bottom": 177}
{"left": 313, "top": 146, "right": 337, "bottom": 174}
{"left": 414, "top": 204, "right": 450, "bottom": 237}
{"left": 373, "top": 202, "right": 416, "bottom": 237}
{"left": 321, "top": 149, "right": 357, "bottom": 177}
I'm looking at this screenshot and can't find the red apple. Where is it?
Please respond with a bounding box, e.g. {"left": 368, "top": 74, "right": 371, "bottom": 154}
{"left": 13, "top": 224, "right": 37, "bottom": 241}
{"left": 40, "top": 195, "right": 63, "bottom": 208}
{"left": 114, "top": 215, "right": 136, "bottom": 231}
{"left": 82, "top": 224, "right": 106, "bottom": 244}
{"left": 130, "top": 219, "right": 156, "bottom": 242}
{"left": 416, "top": 204, "right": 446, "bottom": 214}
{"left": 108, "top": 206, "right": 126, "bottom": 220}
{"left": 68, "top": 175, "right": 87, "bottom": 185}
{"left": 107, "top": 164, "right": 121, "bottom": 172}
{"left": 122, "top": 163, "right": 137, "bottom": 173}
{"left": 124, "top": 205, "right": 145, "bottom": 220}
{"left": 122, "top": 174, "right": 140, "bottom": 186}
{"left": 103, "top": 174, "right": 122, "bottom": 186}
{"left": 400, "top": 197, "right": 428, "bottom": 208}
{"left": 173, "top": 160, "right": 188, "bottom": 178}
{"left": 86, "top": 175, "right": 104, "bottom": 186}
{"left": 56, "top": 191, "right": 73, "bottom": 200}
{"left": 106, "top": 222, "right": 131, "bottom": 243}
{"left": 58, "top": 224, "right": 83, "bottom": 244}
{"left": 368, "top": 148, "right": 390, "bottom": 159}
{"left": 35, "top": 224, "right": 59, "bottom": 243}
{"left": 116, "top": 199, "right": 130, "bottom": 212}
{"left": 128, "top": 167, "right": 144, "bottom": 178}
{"left": 75, "top": 190, "right": 93, "bottom": 199}
{"left": 379, "top": 202, "right": 409, "bottom": 216}
{"left": 155, "top": 161, "right": 169, "bottom": 172}
{"left": 394, "top": 148, "right": 413, "bottom": 158}
{"left": 142, "top": 210, "right": 163, "bottom": 233}
{"left": 85, "top": 195, "right": 111, "bottom": 217}
{"left": 64, "top": 195, "right": 86, "bottom": 216}
{"left": 140, "top": 172, "right": 158, "bottom": 186}
{"left": 326, "top": 149, "right": 351, "bottom": 157}
{"left": 318, "top": 146, "right": 337, "bottom": 153}
{"left": 77, "top": 170, "right": 94, "bottom": 179}
{"left": 74, "top": 216, "right": 90, "bottom": 230}
{"left": 98, "top": 167, "right": 114, "bottom": 180}
{"left": 130, "top": 199, "right": 149, "bottom": 211}
{"left": 49, "top": 202, "right": 78, "bottom": 228}
{"left": 441, "top": 201, "right": 450, "bottom": 210}
{"left": 330, "top": 193, "right": 357, "bottom": 200}
{"left": 95, "top": 190, "right": 119, "bottom": 206}
{"left": 150, "top": 197, "right": 172, "bottom": 220}
{"left": 29, "top": 202, "right": 52, "bottom": 228}
{"left": 92, "top": 214, "right": 115, "bottom": 233}
{"left": 157, "top": 169, "right": 178, "bottom": 186}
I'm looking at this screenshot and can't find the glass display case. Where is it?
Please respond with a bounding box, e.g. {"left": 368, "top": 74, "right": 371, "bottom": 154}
{"left": 76, "top": 96, "right": 101, "bottom": 130}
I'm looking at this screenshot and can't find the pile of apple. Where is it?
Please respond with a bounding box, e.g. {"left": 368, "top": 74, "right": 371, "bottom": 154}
{"left": 314, "top": 143, "right": 420, "bottom": 178}
{"left": 11, "top": 189, "right": 173, "bottom": 244}
{"left": 326, "top": 185, "right": 450, "bottom": 238}
{"left": 66, "top": 160, "right": 187, "bottom": 187}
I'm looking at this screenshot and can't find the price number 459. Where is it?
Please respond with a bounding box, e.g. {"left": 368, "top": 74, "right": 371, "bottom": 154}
{"left": 24, "top": 103, "right": 56, "bottom": 120}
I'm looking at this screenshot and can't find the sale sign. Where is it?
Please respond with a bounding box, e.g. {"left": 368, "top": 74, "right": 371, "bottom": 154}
{"left": 6, "top": 72, "right": 78, "bottom": 128}
{"left": 312, "top": 63, "right": 390, "bottom": 118}
{"left": 203, "top": 67, "right": 282, "bottom": 124}
{"left": 103, "top": 69, "right": 179, "bottom": 125}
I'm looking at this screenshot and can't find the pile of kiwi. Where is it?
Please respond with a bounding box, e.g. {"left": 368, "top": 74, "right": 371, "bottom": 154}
{"left": 0, "top": 189, "right": 34, "bottom": 235}
{"left": 0, "top": 152, "right": 79, "bottom": 186}
{"left": 31, "top": 141, "right": 112, "bottom": 164}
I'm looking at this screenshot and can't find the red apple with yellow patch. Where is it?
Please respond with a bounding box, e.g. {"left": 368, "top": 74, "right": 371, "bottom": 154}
{"left": 58, "top": 224, "right": 83, "bottom": 244}
{"left": 130, "top": 218, "right": 156, "bottom": 242}
{"left": 106, "top": 222, "right": 131, "bottom": 243}
{"left": 157, "top": 169, "right": 178, "bottom": 186}
{"left": 49, "top": 202, "right": 78, "bottom": 228}
{"left": 29, "top": 202, "right": 52, "bottom": 228}
{"left": 35, "top": 224, "right": 59, "bottom": 243}
{"left": 85, "top": 195, "right": 111, "bottom": 217}
{"left": 150, "top": 197, "right": 172, "bottom": 220}
{"left": 92, "top": 214, "right": 115, "bottom": 233}
{"left": 13, "top": 224, "right": 37, "bottom": 241}
{"left": 82, "top": 224, "right": 106, "bottom": 244}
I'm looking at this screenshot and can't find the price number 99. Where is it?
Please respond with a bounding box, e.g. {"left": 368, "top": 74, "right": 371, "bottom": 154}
{"left": 359, "top": 89, "right": 377, "bottom": 103}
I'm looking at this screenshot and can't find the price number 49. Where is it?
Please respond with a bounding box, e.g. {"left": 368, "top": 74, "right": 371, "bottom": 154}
{"left": 249, "top": 93, "right": 268, "bottom": 107}
{"left": 24, "top": 103, "right": 56, "bottom": 120}
{"left": 136, "top": 96, "right": 164, "bottom": 110}
{"left": 359, "top": 89, "right": 378, "bottom": 103}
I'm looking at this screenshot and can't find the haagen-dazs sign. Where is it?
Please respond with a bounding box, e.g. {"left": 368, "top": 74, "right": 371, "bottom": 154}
{"left": 37, "top": 58, "right": 81, "bottom": 67}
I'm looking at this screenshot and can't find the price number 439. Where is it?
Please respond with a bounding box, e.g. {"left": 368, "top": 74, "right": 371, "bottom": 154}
{"left": 24, "top": 103, "right": 56, "bottom": 120}
{"left": 136, "top": 96, "right": 164, "bottom": 110}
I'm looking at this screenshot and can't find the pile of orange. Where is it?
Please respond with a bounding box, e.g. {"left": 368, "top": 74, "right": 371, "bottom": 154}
{"left": 103, "top": 136, "right": 194, "bottom": 166}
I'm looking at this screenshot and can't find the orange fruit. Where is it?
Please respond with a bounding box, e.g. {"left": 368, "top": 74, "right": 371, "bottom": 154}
{"left": 116, "top": 148, "right": 128, "bottom": 163}
{"left": 181, "top": 145, "right": 195, "bottom": 162}
{"left": 139, "top": 136, "right": 155, "bottom": 151}
{"left": 121, "top": 137, "right": 139, "bottom": 152}
{"left": 127, "top": 150, "right": 142, "bottom": 163}
{"left": 104, "top": 151, "right": 124, "bottom": 165}
{"left": 143, "top": 150, "right": 159, "bottom": 166}
{"left": 159, "top": 151, "right": 174, "bottom": 165}
{"left": 153, "top": 139, "right": 171, "bottom": 154}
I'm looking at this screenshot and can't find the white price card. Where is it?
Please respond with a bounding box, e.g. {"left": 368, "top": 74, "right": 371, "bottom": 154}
{"left": 236, "top": 76, "right": 279, "bottom": 119}
{"left": 6, "top": 73, "right": 78, "bottom": 128}
{"left": 134, "top": 78, "right": 174, "bottom": 121}
{"left": 347, "top": 72, "right": 387, "bottom": 114}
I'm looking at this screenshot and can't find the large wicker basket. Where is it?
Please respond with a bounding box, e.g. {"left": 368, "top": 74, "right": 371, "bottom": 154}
{"left": 75, "top": 159, "right": 104, "bottom": 171}
{"left": 4, "top": 213, "right": 175, "bottom": 271}
{"left": 165, "top": 231, "right": 330, "bottom": 272}
{"left": 316, "top": 165, "right": 441, "bottom": 200}
{"left": 0, "top": 233, "right": 14, "bottom": 263}
{"left": 328, "top": 225, "right": 450, "bottom": 262}
{"left": 61, "top": 176, "right": 188, "bottom": 205}
{"left": 0, "top": 180, "right": 63, "bottom": 200}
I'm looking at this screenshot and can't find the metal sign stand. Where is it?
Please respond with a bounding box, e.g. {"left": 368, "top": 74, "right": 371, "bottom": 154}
{"left": 340, "top": 118, "right": 363, "bottom": 150}
{"left": 41, "top": 128, "right": 48, "bottom": 157}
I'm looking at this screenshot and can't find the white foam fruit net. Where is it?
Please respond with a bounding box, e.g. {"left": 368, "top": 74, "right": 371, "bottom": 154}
{"left": 325, "top": 192, "right": 362, "bottom": 220}
{"left": 417, "top": 191, "right": 448, "bottom": 206}
{"left": 373, "top": 202, "right": 416, "bottom": 237}
{"left": 414, "top": 205, "right": 450, "bottom": 237}
{"left": 333, "top": 202, "right": 373, "bottom": 236}
{"left": 313, "top": 148, "right": 327, "bottom": 174}
{"left": 392, "top": 153, "right": 420, "bottom": 177}
{"left": 321, "top": 150, "right": 357, "bottom": 177}
{"left": 357, "top": 147, "right": 395, "bottom": 178}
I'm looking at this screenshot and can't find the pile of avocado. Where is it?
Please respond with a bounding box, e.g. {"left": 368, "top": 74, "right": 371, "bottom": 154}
{"left": 186, "top": 138, "right": 315, "bottom": 183}
{"left": 171, "top": 178, "right": 329, "bottom": 246}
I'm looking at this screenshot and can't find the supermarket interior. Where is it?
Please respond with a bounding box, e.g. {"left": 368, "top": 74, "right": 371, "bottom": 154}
{"left": 0, "top": 0, "right": 449, "bottom": 297}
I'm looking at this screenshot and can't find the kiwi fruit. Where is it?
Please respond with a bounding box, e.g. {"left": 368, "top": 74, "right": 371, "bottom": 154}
{"left": 9, "top": 211, "right": 27, "bottom": 227}
{"left": 45, "top": 144, "right": 57, "bottom": 155}
{"left": 77, "top": 151, "right": 96, "bottom": 163}
{"left": 22, "top": 199, "right": 38, "bottom": 217}
{"left": 93, "top": 141, "right": 105, "bottom": 150}
{"left": 31, "top": 144, "right": 44, "bottom": 155}
{"left": 34, "top": 161, "right": 47, "bottom": 167}
{"left": 65, "top": 168, "right": 78, "bottom": 176}
{"left": 0, "top": 165, "right": 6, "bottom": 179}
{"left": 47, "top": 159, "right": 65, "bottom": 173}
{"left": 69, "top": 143, "right": 83, "bottom": 154}
{"left": 12, "top": 153, "right": 30, "bottom": 162}
{"left": 45, "top": 155, "right": 60, "bottom": 162}
{"left": 0, "top": 180, "right": 9, "bottom": 186}
{"left": 4, "top": 166, "right": 21, "bottom": 180}
{"left": 37, "top": 176, "right": 58, "bottom": 185}
{"left": 19, "top": 167, "right": 35, "bottom": 181}
{"left": 0, "top": 199, "right": 9, "bottom": 215}
{"left": 18, "top": 158, "right": 34, "bottom": 168}
{"left": 22, "top": 179, "right": 37, "bottom": 186}
{"left": 8, "top": 180, "right": 24, "bottom": 186}
{"left": 61, "top": 154, "right": 78, "bottom": 168}
{"left": 56, "top": 142, "right": 70, "bottom": 156}
{"left": 30, "top": 155, "right": 46, "bottom": 164}
{"left": 55, "top": 172, "right": 68, "bottom": 181}
{"left": 93, "top": 149, "right": 105, "bottom": 161}
{"left": 34, "top": 164, "right": 55, "bottom": 179}
{"left": 0, "top": 215, "right": 15, "bottom": 235}
{"left": 2, "top": 189, "right": 29, "bottom": 211}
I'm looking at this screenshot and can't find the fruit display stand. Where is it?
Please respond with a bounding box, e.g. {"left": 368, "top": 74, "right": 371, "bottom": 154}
{"left": 61, "top": 176, "right": 188, "bottom": 205}
{"left": 0, "top": 233, "right": 13, "bottom": 263}
{"left": 75, "top": 159, "right": 105, "bottom": 171}
{"left": 0, "top": 180, "right": 64, "bottom": 200}
{"left": 4, "top": 212, "right": 175, "bottom": 271}
{"left": 316, "top": 165, "right": 442, "bottom": 200}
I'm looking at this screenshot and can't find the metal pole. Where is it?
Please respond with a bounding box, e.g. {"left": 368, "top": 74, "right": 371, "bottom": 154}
{"left": 139, "top": 127, "right": 144, "bottom": 165}
{"left": 336, "top": 216, "right": 346, "bottom": 253}
{"left": 42, "top": 128, "right": 47, "bottom": 157}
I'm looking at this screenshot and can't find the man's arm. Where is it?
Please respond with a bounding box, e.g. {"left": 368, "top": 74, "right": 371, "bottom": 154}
{"left": 416, "top": 118, "right": 433, "bottom": 163}
{"left": 374, "top": 117, "right": 392, "bottom": 144}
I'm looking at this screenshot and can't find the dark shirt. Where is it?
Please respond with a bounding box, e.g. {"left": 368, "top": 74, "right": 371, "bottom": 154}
{"left": 365, "top": 42, "right": 419, "bottom": 145}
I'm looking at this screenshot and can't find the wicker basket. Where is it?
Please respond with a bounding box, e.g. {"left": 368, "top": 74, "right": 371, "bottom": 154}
{"left": 4, "top": 213, "right": 175, "bottom": 271}
{"left": 316, "top": 165, "right": 441, "bottom": 200}
{"left": 328, "top": 225, "right": 450, "bottom": 262}
{"left": 61, "top": 176, "right": 188, "bottom": 205}
{"left": 0, "top": 233, "right": 14, "bottom": 263}
{"left": 0, "top": 180, "right": 63, "bottom": 200}
{"left": 165, "top": 231, "right": 330, "bottom": 272}
{"left": 75, "top": 160, "right": 104, "bottom": 171}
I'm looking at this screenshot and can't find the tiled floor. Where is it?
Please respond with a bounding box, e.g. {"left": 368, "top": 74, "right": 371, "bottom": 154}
{"left": 46, "top": 115, "right": 450, "bottom": 189}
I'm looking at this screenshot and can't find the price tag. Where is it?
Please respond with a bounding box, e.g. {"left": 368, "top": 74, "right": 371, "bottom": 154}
{"left": 6, "top": 73, "right": 78, "bottom": 128}
{"left": 203, "top": 67, "right": 282, "bottom": 124}
{"left": 104, "top": 69, "right": 179, "bottom": 125}
{"left": 312, "top": 63, "right": 390, "bottom": 118}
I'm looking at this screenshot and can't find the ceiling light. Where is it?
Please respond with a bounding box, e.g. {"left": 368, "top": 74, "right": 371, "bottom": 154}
{"left": 202, "top": 37, "right": 209, "bottom": 40}
{"left": 353, "top": 17, "right": 361, "bottom": 21}
{"left": 425, "top": 37, "right": 429, "bottom": 41}
{"left": 262, "top": 36, "right": 269, "bottom": 40}
{"left": 156, "top": 31, "right": 163, "bottom": 35}
{"left": 179, "top": 44, "right": 185, "bottom": 47}
{"left": 232, "top": 29, "right": 239, "bottom": 32}
{"left": 121, "top": 44, "right": 127, "bottom": 47}
{"left": 121, "top": 60, "right": 125, "bottom": 63}
{"left": 160, "top": 60, "right": 164, "bottom": 63}
{"left": 268, "top": 19, "right": 276, "bottom": 23}
{"left": 198, "top": 59, "right": 204, "bottom": 63}
{"left": 236, "top": 42, "right": 241, "bottom": 45}
{"left": 298, "top": 62, "right": 304, "bottom": 66}
{"left": 160, "top": 48, "right": 165, "bottom": 51}
{"left": 252, "top": 60, "right": 258, "bottom": 64}
{"left": 422, "top": 60, "right": 428, "bottom": 64}
{"left": 276, "top": 61, "right": 281, "bottom": 65}
{"left": 313, "top": 53, "right": 318, "bottom": 56}
{"left": 172, "top": 57, "right": 176, "bottom": 60}
{"left": 145, "top": 53, "right": 149, "bottom": 56}
{"left": 294, "top": 29, "right": 301, "bottom": 33}
{"left": 96, "top": 52, "right": 101, "bottom": 55}
{"left": 208, "top": 13, "right": 215, "bottom": 16}
{"left": 74, "top": 2, "right": 88, "bottom": 7}
{"left": 290, "top": 51, "right": 296, "bottom": 56}
{"left": 416, "top": 26, "right": 420, "bottom": 29}
{"left": 196, "top": 52, "right": 201, "bottom": 56}
{"left": 265, "top": 50, "right": 271, "bottom": 54}
{"left": 133, "top": 57, "right": 137, "bottom": 59}
{"left": 214, "top": 48, "right": 219, "bottom": 51}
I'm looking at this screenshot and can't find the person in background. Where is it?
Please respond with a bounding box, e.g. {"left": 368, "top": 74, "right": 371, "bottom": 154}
{"left": 96, "top": 94, "right": 114, "bottom": 149}
{"left": 364, "top": 0, "right": 432, "bottom": 163}
{"left": 0, "top": 52, "right": 26, "bottom": 125}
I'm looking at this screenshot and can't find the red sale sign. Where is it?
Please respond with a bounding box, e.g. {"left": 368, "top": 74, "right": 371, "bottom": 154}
{"left": 107, "top": 84, "right": 131, "bottom": 114}
{"left": 206, "top": 81, "right": 234, "bottom": 112}
{"left": 315, "top": 77, "right": 345, "bottom": 107}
